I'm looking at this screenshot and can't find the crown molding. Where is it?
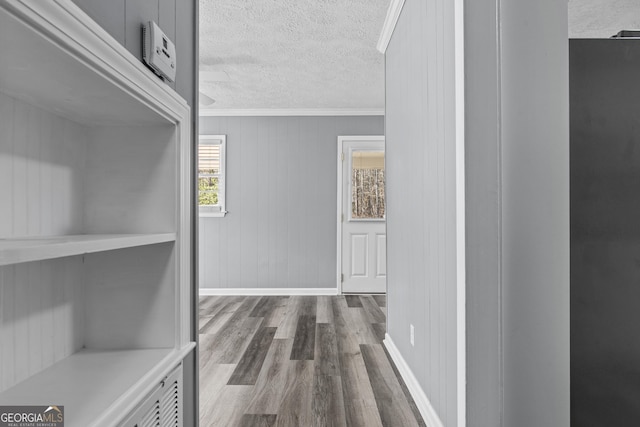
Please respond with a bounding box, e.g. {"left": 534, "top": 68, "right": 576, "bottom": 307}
{"left": 377, "top": 0, "right": 406, "bottom": 54}
{"left": 199, "top": 108, "right": 384, "bottom": 117}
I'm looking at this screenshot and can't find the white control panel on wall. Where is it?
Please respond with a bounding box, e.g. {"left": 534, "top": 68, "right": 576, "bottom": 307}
{"left": 142, "top": 21, "right": 176, "bottom": 82}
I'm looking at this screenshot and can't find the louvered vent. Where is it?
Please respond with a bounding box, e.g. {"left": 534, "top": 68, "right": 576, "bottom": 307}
{"left": 160, "top": 379, "right": 180, "bottom": 427}
{"left": 137, "top": 400, "right": 160, "bottom": 427}
{"left": 141, "top": 24, "right": 147, "bottom": 59}
{"left": 121, "top": 364, "right": 183, "bottom": 427}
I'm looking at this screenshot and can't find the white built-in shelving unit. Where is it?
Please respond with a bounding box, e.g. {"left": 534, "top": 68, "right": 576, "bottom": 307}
{"left": 0, "top": 0, "right": 194, "bottom": 426}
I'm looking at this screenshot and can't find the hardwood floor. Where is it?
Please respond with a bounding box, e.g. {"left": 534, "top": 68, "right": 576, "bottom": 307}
{"left": 199, "top": 295, "right": 426, "bottom": 427}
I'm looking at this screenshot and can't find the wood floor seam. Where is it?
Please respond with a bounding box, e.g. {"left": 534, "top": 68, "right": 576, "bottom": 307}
{"left": 199, "top": 294, "right": 425, "bottom": 427}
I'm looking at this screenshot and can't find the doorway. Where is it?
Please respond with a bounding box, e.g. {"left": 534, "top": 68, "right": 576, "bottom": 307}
{"left": 337, "top": 136, "right": 386, "bottom": 294}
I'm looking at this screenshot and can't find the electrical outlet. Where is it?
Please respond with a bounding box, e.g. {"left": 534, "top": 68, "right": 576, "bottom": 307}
{"left": 410, "top": 324, "right": 415, "bottom": 346}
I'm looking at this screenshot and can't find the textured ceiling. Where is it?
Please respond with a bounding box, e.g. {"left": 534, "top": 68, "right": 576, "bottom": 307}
{"left": 569, "top": 0, "right": 640, "bottom": 38}
{"left": 199, "top": 0, "right": 388, "bottom": 110}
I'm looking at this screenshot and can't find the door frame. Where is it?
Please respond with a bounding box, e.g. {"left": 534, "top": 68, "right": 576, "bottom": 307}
{"left": 336, "top": 135, "right": 386, "bottom": 294}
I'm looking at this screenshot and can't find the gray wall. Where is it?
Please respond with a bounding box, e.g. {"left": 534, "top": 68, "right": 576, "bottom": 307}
{"left": 499, "top": 1, "right": 569, "bottom": 425}
{"left": 198, "top": 115, "right": 384, "bottom": 289}
{"left": 385, "top": 0, "right": 459, "bottom": 425}
{"left": 71, "top": 0, "right": 196, "bottom": 108}
{"left": 570, "top": 39, "right": 640, "bottom": 426}
{"left": 464, "top": 0, "right": 502, "bottom": 424}
{"left": 386, "top": 0, "right": 570, "bottom": 425}
{"left": 464, "top": 0, "right": 570, "bottom": 425}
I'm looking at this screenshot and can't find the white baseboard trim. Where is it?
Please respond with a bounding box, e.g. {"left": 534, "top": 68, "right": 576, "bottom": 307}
{"left": 384, "top": 333, "right": 445, "bottom": 427}
{"left": 199, "top": 288, "right": 338, "bottom": 296}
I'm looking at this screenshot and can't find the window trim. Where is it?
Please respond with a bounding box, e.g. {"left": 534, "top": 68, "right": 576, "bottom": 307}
{"left": 198, "top": 135, "right": 227, "bottom": 217}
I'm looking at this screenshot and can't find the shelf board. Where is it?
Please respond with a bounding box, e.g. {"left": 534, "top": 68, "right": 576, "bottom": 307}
{"left": 0, "top": 345, "right": 195, "bottom": 427}
{"left": 0, "top": 233, "right": 176, "bottom": 266}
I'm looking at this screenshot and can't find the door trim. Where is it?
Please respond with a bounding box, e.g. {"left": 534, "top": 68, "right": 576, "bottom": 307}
{"left": 336, "top": 135, "right": 385, "bottom": 294}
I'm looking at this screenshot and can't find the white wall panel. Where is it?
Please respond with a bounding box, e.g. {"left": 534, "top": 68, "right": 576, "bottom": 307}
{"left": 83, "top": 244, "right": 175, "bottom": 349}
{"left": 83, "top": 125, "right": 177, "bottom": 234}
{"left": 0, "top": 95, "right": 12, "bottom": 232}
{"left": 0, "top": 257, "right": 84, "bottom": 392}
{"left": 198, "top": 115, "right": 383, "bottom": 290}
{"left": 0, "top": 93, "right": 87, "bottom": 393}
{"left": 0, "top": 92, "right": 86, "bottom": 238}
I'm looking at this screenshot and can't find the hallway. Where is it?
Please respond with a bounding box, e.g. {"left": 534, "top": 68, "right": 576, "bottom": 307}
{"left": 198, "top": 295, "right": 425, "bottom": 426}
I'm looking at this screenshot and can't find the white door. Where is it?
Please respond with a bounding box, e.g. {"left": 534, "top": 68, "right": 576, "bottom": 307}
{"left": 339, "top": 136, "right": 386, "bottom": 293}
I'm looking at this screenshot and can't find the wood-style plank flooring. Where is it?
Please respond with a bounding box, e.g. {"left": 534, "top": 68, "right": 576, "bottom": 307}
{"left": 199, "top": 295, "right": 426, "bottom": 427}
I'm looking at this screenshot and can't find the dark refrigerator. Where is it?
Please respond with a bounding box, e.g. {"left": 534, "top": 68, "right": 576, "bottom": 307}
{"left": 571, "top": 38, "right": 640, "bottom": 426}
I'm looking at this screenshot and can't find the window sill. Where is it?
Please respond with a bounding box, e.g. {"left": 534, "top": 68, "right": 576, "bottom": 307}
{"left": 199, "top": 211, "right": 227, "bottom": 218}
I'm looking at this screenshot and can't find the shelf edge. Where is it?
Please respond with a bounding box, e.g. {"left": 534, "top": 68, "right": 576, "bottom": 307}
{"left": 0, "top": 233, "right": 177, "bottom": 266}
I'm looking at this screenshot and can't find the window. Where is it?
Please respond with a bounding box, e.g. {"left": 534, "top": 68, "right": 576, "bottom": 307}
{"left": 350, "top": 150, "right": 385, "bottom": 220}
{"left": 198, "top": 135, "right": 226, "bottom": 217}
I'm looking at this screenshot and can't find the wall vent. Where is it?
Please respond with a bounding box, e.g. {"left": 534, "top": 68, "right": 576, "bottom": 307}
{"left": 120, "top": 364, "right": 183, "bottom": 427}
{"left": 138, "top": 400, "right": 160, "bottom": 427}
{"left": 160, "top": 378, "right": 180, "bottom": 427}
